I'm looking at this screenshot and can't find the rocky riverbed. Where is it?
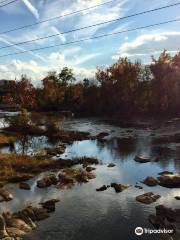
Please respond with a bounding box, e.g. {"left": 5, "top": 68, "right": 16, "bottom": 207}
{"left": 0, "top": 114, "right": 180, "bottom": 240}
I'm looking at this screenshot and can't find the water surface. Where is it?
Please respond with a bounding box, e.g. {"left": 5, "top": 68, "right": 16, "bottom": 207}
{"left": 0, "top": 116, "right": 180, "bottom": 240}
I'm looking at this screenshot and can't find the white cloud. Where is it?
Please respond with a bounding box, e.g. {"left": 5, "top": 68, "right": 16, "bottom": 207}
{"left": 21, "top": 0, "right": 39, "bottom": 19}
{"left": 0, "top": 49, "right": 98, "bottom": 84}
{"left": 113, "top": 31, "right": 180, "bottom": 59}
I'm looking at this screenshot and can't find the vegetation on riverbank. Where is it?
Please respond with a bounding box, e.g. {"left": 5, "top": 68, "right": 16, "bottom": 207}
{"left": 0, "top": 149, "right": 99, "bottom": 184}
{"left": 2, "top": 50, "right": 180, "bottom": 116}
{"left": 0, "top": 134, "right": 16, "bottom": 147}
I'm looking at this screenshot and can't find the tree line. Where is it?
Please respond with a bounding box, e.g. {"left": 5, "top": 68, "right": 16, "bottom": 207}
{"left": 2, "top": 50, "right": 180, "bottom": 116}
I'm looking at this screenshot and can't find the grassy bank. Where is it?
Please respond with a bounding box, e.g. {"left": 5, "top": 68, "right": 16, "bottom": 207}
{"left": 0, "top": 153, "right": 99, "bottom": 185}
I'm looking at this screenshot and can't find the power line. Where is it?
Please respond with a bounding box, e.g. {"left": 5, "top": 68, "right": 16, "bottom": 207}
{"left": 0, "top": 18, "right": 179, "bottom": 58}
{"left": 0, "top": 0, "right": 12, "bottom": 4}
{"left": 1, "top": 1, "right": 180, "bottom": 50}
{"left": 0, "top": 0, "right": 115, "bottom": 35}
{"left": 0, "top": 0, "right": 18, "bottom": 8}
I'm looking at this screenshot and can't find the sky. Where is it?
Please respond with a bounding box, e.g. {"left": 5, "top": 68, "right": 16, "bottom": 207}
{"left": 0, "top": 0, "right": 180, "bottom": 84}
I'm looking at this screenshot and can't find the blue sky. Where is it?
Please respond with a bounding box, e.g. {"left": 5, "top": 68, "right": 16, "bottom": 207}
{"left": 0, "top": 0, "right": 180, "bottom": 84}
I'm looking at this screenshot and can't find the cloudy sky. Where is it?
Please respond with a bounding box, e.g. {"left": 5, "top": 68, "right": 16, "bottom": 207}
{"left": 0, "top": 0, "right": 179, "bottom": 84}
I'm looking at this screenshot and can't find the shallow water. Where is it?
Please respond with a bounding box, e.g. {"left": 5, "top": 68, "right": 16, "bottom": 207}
{"left": 0, "top": 116, "right": 180, "bottom": 240}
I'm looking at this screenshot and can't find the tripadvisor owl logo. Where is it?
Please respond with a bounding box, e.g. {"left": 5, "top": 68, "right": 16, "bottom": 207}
{"left": 135, "top": 227, "right": 144, "bottom": 236}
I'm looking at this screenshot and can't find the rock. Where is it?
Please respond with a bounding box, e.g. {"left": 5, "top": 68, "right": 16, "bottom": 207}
{"left": 158, "top": 171, "right": 174, "bottom": 176}
{"left": 86, "top": 167, "right": 96, "bottom": 172}
{"left": 19, "top": 182, "right": 31, "bottom": 190}
{"left": 3, "top": 212, "right": 31, "bottom": 233}
{"left": 96, "top": 132, "right": 109, "bottom": 139}
{"left": 149, "top": 205, "right": 180, "bottom": 237}
{"left": 82, "top": 163, "right": 88, "bottom": 168}
{"left": 0, "top": 215, "right": 9, "bottom": 238}
{"left": 37, "top": 174, "right": 58, "bottom": 188}
{"left": 143, "top": 177, "right": 159, "bottom": 186}
{"left": 15, "top": 213, "right": 36, "bottom": 230}
{"left": 158, "top": 173, "right": 180, "bottom": 188}
{"left": 45, "top": 145, "right": 65, "bottom": 156}
{"left": 27, "top": 207, "right": 49, "bottom": 221}
{"left": 111, "top": 183, "right": 130, "bottom": 193}
{"left": 0, "top": 189, "right": 13, "bottom": 202}
{"left": 175, "top": 196, "right": 180, "bottom": 200}
{"left": 40, "top": 199, "right": 59, "bottom": 212}
{"left": 136, "top": 192, "right": 161, "bottom": 204}
{"left": 155, "top": 205, "right": 180, "bottom": 222}
{"left": 58, "top": 168, "right": 96, "bottom": 189}
{"left": 134, "top": 155, "right": 151, "bottom": 163}
{"left": 6, "top": 227, "right": 26, "bottom": 237}
{"left": 135, "top": 185, "right": 143, "bottom": 189}
{"left": 96, "top": 185, "right": 107, "bottom": 191}
{"left": 107, "top": 163, "right": 116, "bottom": 168}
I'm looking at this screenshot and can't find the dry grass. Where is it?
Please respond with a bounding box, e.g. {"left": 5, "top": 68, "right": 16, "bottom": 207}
{"left": 0, "top": 153, "right": 53, "bottom": 183}
{"left": 0, "top": 134, "right": 16, "bottom": 146}
{"left": 0, "top": 153, "right": 100, "bottom": 184}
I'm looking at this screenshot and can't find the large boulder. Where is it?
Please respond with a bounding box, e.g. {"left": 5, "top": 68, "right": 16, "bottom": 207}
{"left": 136, "top": 192, "right": 161, "bottom": 204}
{"left": 158, "top": 173, "right": 180, "bottom": 188}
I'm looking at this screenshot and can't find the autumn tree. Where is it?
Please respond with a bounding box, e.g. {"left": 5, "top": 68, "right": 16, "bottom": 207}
{"left": 96, "top": 58, "right": 142, "bottom": 114}
{"left": 150, "top": 50, "right": 180, "bottom": 114}
{"left": 3, "top": 75, "right": 37, "bottom": 110}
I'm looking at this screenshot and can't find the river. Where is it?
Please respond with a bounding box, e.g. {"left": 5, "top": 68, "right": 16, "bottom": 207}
{"left": 0, "top": 116, "right": 180, "bottom": 240}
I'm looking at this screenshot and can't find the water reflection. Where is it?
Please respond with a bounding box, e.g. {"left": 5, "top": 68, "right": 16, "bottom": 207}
{"left": 0, "top": 117, "right": 180, "bottom": 240}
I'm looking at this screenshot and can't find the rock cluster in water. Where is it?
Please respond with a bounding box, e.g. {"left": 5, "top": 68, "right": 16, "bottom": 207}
{"left": 36, "top": 168, "right": 96, "bottom": 189}
{"left": 0, "top": 201, "right": 59, "bottom": 239}
{"left": 140, "top": 172, "right": 180, "bottom": 188}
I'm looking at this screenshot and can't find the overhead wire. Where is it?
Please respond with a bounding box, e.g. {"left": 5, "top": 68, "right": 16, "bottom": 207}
{"left": 0, "top": 18, "right": 179, "bottom": 58}
{"left": 0, "top": 1, "right": 180, "bottom": 50}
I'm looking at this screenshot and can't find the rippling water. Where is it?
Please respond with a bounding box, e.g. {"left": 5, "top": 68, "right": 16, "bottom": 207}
{"left": 0, "top": 116, "right": 180, "bottom": 240}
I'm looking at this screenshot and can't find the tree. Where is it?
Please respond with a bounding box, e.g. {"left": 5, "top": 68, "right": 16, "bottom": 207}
{"left": 150, "top": 50, "right": 180, "bottom": 114}
{"left": 58, "top": 67, "right": 75, "bottom": 86}
{"left": 3, "top": 75, "right": 37, "bottom": 110}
